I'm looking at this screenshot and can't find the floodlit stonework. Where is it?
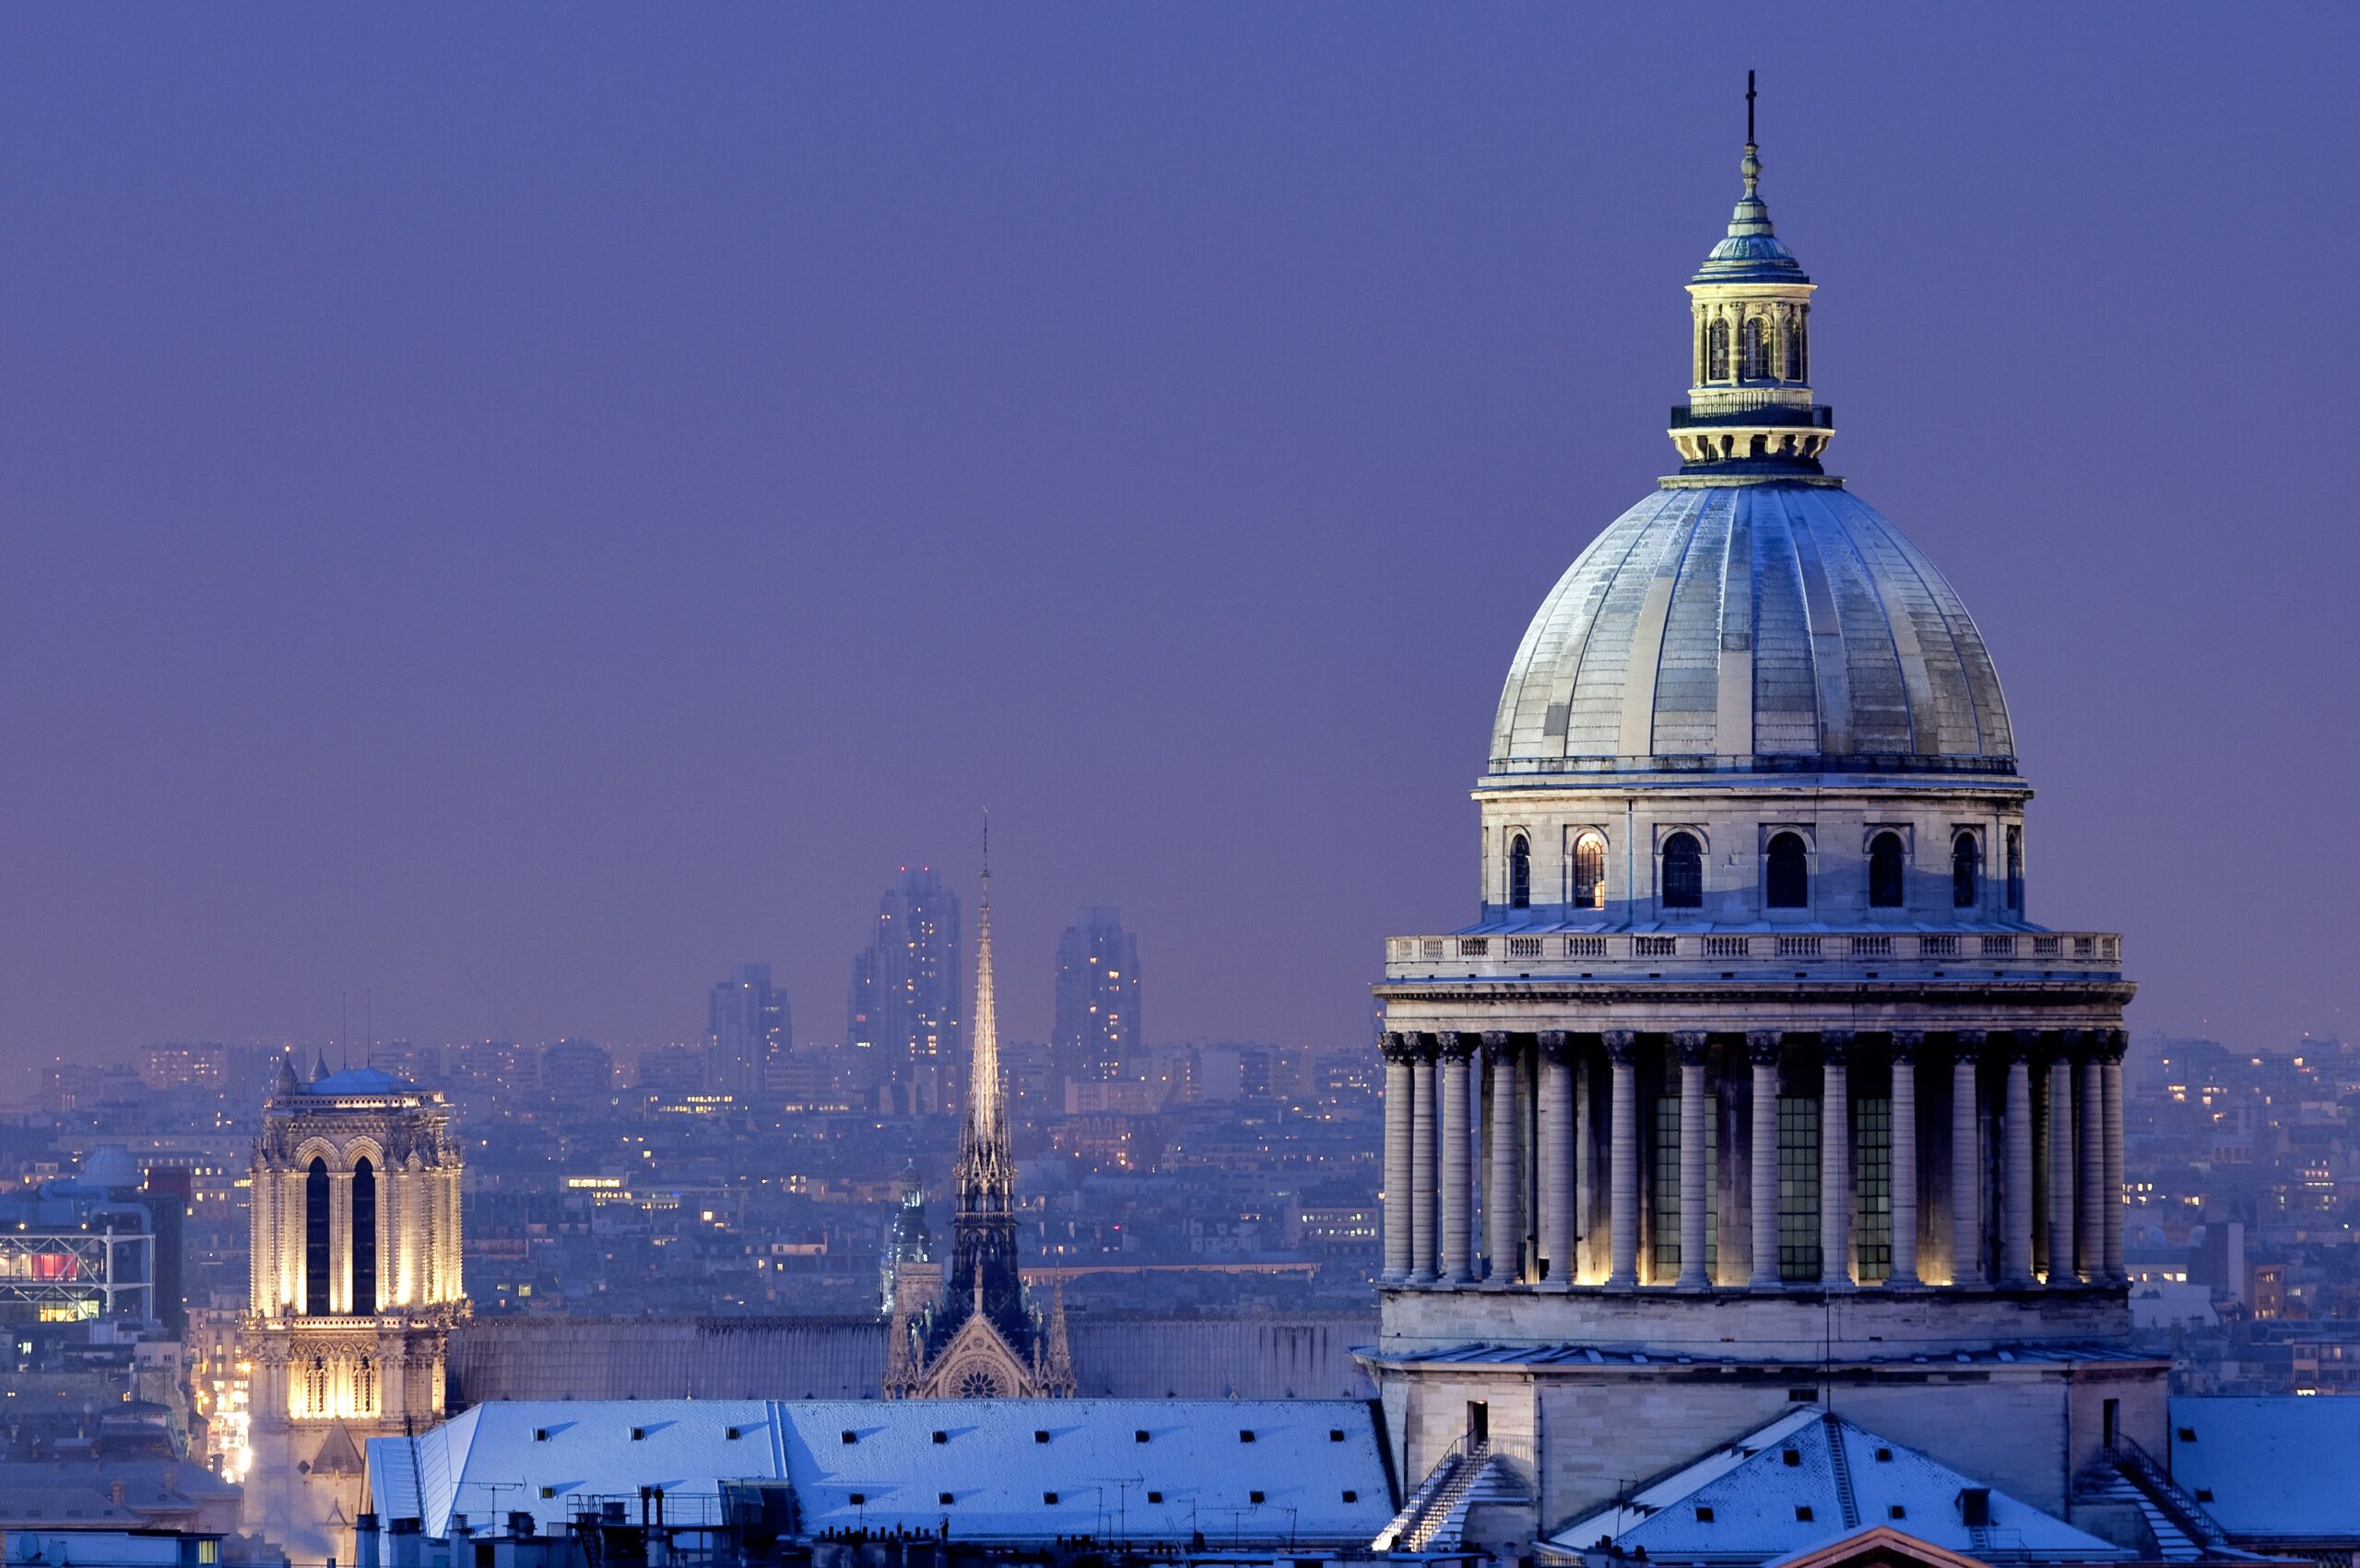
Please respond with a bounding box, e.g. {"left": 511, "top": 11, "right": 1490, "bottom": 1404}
{"left": 1358, "top": 116, "right": 2160, "bottom": 1550}
{"left": 242, "top": 1056, "right": 466, "bottom": 1556}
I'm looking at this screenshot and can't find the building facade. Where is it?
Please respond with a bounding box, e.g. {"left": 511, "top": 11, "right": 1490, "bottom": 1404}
{"left": 1053, "top": 906, "right": 1142, "bottom": 1092}
{"left": 846, "top": 867, "right": 963, "bottom": 1116}
{"left": 242, "top": 1059, "right": 466, "bottom": 1554}
{"left": 1359, "top": 122, "right": 2159, "bottom": 1548}
{"left": 706, "top": 961, "right": 791, "bottom": 1096}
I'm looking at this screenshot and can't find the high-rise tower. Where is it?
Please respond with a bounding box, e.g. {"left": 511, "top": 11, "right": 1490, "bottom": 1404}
{"left": 707, "top": 961, "right": 791, "bottom": 1095}
{"left": 1357, "top": 92, "right": 2152, "bottom": 1552}
{"left": 1053, "top": 906, "right": 1142, "bottom": 1090}
{"left": 847, "top": 867, "right": 963, "bottom": 1115}
{"left": 884, "top": 829, "right": 1072, "bottom": 1398}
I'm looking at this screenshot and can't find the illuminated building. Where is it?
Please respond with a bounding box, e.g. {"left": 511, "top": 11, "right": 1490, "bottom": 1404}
{"left": 240, "top": 1055, "right": 466, "bottom": 1556}
{"left": 1053, "top": 906, "right": 1142, "bottom": 1090}
{"left": 706, "top": 962, "right": 791, "bottom": 1096}
{"left": 846, "top": 867, "right": 963, "bottom": 1116}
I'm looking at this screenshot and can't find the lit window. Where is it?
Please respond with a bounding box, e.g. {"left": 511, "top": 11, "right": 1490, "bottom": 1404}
{"left": 1572, "top": 832, "right": 1607, "bottom": 911}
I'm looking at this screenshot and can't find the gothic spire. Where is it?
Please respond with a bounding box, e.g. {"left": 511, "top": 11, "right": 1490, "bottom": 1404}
{"left": 957, "top": 812, "right": 1013, "bottom": 1199}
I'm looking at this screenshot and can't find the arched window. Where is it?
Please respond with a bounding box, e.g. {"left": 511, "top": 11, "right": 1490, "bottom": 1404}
{"left": 1572, "top": 831, "right": 1607, "bottom": 911}
{"left": 351, "top": 1156, "right": 378, "bottom": 1315}
{"left": 1785, "top": 310, "right": 1806, "bottom": 381}
{"left": 304, "top": 1157, "right": 331, "bottom": 1316}
{"left": 1765, "top": 832, "right": 1809, "bottom": 909}
{"left": 1506, "top": 833, "right": 1531, "bottom": 909}
{"left": 1706, "top": 318, "right": 1730, "bottom": 380}
{"left": 1741, "top": 315, "right": 1771, "bottom": 379}
{"left": 1953, "top": 831, "right": 1981, "bottom": 909}
{"left": 1869, "top": 831, "right": 1906, "bottom": 909}
{"left": 2005, "top": 826, "right": 2024, "bottom": 912}
{"left": 304, "top": 1355, "right": 327, "bottom": 1415}
{"left": 1661, "top": 832, "right": 1704, "bottom": 910}
{"left": 355, "top": 1356, "right": 376, "bottom": 1415}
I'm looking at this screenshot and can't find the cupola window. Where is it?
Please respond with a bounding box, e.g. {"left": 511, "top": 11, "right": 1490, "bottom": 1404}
{"left": 2005, "top": 827, "right": 2024, "bottom": 913}
{"left": 1869, "top": 832, "right": 1906, "bottom": 909}
{"left": 1706, "top": 318, "right": 1730, "bottom": 381}
{"left": 1952, "top": 831, "right": 1981, "bottom": 909}
{"left": 1661, "top": 833, "right": 1704, "bottom": 910}
{"left": 1786, "top": 309, "right": 1808, "bottom": 381}
{"left": 1572, "top": 831, "right": 1607, "bottom": 911}
{"left": 1741, "top": 314, "right": 1772, "bottom": 380}
{"left": 1765, "top": 833, "right": 1809, "bottom": 909}
{"left": 1507, "top": 833, "right": 1531, "bottom": 909}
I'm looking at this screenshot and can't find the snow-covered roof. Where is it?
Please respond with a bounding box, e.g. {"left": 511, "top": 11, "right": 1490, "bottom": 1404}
{"left": 2168, "top": 1396, "right": 2360, "bottom": 1542}
{"left": 365, "top": 1398, "right": 1391, "bottom": 1547}
{"left": 1547, "top": 1408, "right": 2125, "bottom": 1565}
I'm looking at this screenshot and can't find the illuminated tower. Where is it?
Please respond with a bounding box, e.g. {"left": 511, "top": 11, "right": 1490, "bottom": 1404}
{"left": 242, "top": 1058, "right": 466, "bottom": 1553}
{"left": 1053, "top": 906, "right": 1142, "bottom": 1090}
{"left": 886, "top": 830, "right": 1072, "bottom": 1398}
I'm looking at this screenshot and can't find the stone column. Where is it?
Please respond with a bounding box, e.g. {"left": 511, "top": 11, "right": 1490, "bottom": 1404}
{"left": 1381, "top": 1033, "right": 1415, "bottom": 1283}
{"left": 1889, "top": 1032, "right": 1922, "bottom": 1287}
{"left": 1951, "top": 1032, "right": 1985, "bottom": 1287}
{"left": 1606, "top": 1031, "right": 1640, "bottom": 1288}
{"left": 1410, "top": 1036, "right": 1438, "bottom": 1284}
{"left": 1749, "top": 1032, "right": 1782, "bottom": 1288}
{"left": 1440, "top": 1032, "right": 1477, "bottom": 1285}
{"left": 2079, "top": 1042, "right": 2106, "bottom": 1282}
{"left": 331, "top": 1168, "right": 354, "bottom": 1315}
{"left": 1575, "top": 1047, "right": 1595, "bottom": 1283}
{"left": 1819, "top": 1032, "right": 1853, "bottom": 1289}
{"left": 2046, "top": 1043, "right": 2076, "bottom": 1285}
{"left": 1676, "top": 1032, "right": 1711, "bottom": 1287}
{"left": 2003, "top": 1035, "right": 2037, "bottom": 1285}
{"left": 2103, "top": 1032, "right": 2128, "bottom": 1281}
{"left": 1539, "top": 1032, "right": 1575, "bottom": 1289}
{"left": 1484, "top": 1032, "right": 1522, "bottom": 1284}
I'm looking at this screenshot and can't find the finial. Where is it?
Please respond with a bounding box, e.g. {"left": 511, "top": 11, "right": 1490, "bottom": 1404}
{"left": 1741, "top": 70, "right": 1761, "bottom": 198}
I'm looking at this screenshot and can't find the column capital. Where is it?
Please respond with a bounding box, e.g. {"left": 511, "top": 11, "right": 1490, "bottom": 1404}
{"left": 1538, "top": 1030, "right": 1575, "bottom": 1064}
{"left": 1481, "top": 1030, "right": 1521, "bottom": 1065}
{"left": 1952, "top": 1027, "right": 1988, "bottom": 1056}
{"left": 1603, "top": 1030, "right": 1639, "bottom": 1065}
{"left": 1819, "top": 1029, "right": 1855, "bottom": 1065}
{"left": 1381, "top": 1032, "right": 1415, "bottom": 1064}
{"left": 1746, "top": 1030, "right": 1783, "bottom": 1067}
{"left": 2049, "top": 1026, "right": 2087, "bottom": 1062}
{"left": 2099, "top": 1028, "right": 2129, "bottom": 1064}
{"left": 1673, "top": 1031, "right": 1711, "bottom": 1067}
{"left": 2006, "top": 1028, "right": 2041, "bottom": 1064}
{"left": 1437, "top": 1030, "right": 1477, "bottom": 1061}
{"left": 1889, "top": 1030, "right": 1925, "bottom": 1063}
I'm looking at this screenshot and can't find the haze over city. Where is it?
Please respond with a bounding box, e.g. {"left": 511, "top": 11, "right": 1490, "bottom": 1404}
{"left": 5, "top": 7, "right": 2353, "bottom": 1067}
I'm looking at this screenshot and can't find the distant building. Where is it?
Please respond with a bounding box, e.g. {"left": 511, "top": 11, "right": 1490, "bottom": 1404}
{"left": 0, "top": 1145, "right": 167, "bottom": 1326}
{"left": 242, "top": 1056, "right": 466, "bottom": 1558}
{"left": 1052, "top": 907, "right": 1140, "bottom": 1088}
{"left": 879, "top": 1164, "right": 930, "bottom": 1313}
{"left": 705, "top": 962, "right": 789, "bottom": 1096}
{"left": 846, "top": 867, "right": 962, "bottom": 1116}
{"left": 539, "top": 1040, "right": 612, "bottom": 1107}
{"left": 138, "top": 1044, "right": 228, "bottom": 1092}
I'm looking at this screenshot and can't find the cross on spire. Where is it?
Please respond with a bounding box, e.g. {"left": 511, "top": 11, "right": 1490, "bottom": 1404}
{"left": 1747, "top": 69, "right": 1756, "bottom": 147}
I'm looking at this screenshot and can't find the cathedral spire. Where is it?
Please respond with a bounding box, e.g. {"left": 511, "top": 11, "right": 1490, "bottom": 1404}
{"left": 956, "top": 812, "right": 1013, "bottom": 1203}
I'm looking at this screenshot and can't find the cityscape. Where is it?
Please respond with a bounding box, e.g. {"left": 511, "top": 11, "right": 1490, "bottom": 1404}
{"left": 3, "top": 13, "right": 2354, "bottom": 1568}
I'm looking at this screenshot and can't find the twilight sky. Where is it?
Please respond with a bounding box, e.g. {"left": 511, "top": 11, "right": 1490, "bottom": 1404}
{"left": 4, "top": 6, "right": 2354, "bottom": 1081}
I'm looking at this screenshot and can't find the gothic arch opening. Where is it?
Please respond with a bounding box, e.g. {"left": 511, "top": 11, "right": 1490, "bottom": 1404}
{"left": 351, "top": 1156, "right": 378, "bottom": 1315}
{"left": 304, "top": 1157, "right": 331, "bottom": 1316}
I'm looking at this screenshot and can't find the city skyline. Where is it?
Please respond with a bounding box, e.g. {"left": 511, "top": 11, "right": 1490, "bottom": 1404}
{"left": 5, "top": 9, "right": 2354, "bottom": 1074}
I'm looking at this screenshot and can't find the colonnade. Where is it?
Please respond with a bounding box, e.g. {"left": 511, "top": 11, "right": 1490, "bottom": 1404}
{"left": 1377, "top": 1025, "right": 2127, "bottom": 1291}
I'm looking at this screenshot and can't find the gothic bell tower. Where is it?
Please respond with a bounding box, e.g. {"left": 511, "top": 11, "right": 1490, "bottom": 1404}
{"left": 242, "top": 1058, "right": 466, "bottom": 1554}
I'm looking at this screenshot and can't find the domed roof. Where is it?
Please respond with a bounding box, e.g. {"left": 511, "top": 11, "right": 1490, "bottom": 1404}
{"left": 1491, "top": 483, "right": 2014, "bottom": 777}
{"left": 304, "top": 1065, "right": 414, "bottom": 1096}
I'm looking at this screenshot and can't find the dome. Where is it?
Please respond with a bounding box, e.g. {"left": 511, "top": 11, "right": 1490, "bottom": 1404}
{"left": 79, "top": 1144, "right": 140, "bottom": 1191}
{"left": 1491, "top": 482, "right": 2014, "bottom": 777}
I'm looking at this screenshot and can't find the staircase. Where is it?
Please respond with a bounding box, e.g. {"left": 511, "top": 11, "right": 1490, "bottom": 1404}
{"left": 1822, "top": 1414, "right": 1862, "bottom": 1531}
{"left": 2073, "top": 1438, "right": 2229, "bottom": 1563}
{"left": 1378, "top": 1440, "right": 1492, "bottom": 1552}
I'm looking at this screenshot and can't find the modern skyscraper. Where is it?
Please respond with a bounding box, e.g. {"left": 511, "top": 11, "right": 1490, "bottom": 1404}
{"left": 1052, "top": 905, "right": 1141, "bottom": 1088}
{"left": 706, "top": 962, "right": 790, "bottom": 1095}
{"left": 847, "top": 867, "right": 962, "bottom": 1116}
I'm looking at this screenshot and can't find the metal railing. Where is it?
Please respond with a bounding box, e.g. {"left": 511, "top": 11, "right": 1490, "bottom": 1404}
{"left": 1386, "top": 928, "right": 2121, "bottom": 976}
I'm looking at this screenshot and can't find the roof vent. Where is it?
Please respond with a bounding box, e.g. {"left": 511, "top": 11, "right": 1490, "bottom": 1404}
{"left": 932, "top": 1430, "right": 948, "bottom": 1444}
{"left": 1329, "top": 1429, "right": 1346, "bottom": 1443}
{"left": 938, "top": 1492, "right": 953, "bottom": 1506}
{"left": 1044, "top": 1492, "right": 1059, "bottom": 1505}
{"left": 1033, "top": 1430, "right": 1050, "bottom": 1444}
{"left": 1136, "top": 1430, "right": 1150, "bottom": 1444}
{"left": 1874, "top": 1447, "right": 1893, "bottom": 1462}
{"left": 1147, "top": 1491, "right": 1162, "bottom": 1504}
{"left": 1795, "top": 1506, "right": 1813, "bottom": 1522}
{"left": 1958, "top": 1489, "right": 1992, "bottom": 1527}
{"left": 841, "top": 1431, "right": 857, "bottom": 1445}
{"left": 1783, "top": 1449, "right": 1801, "bottom": 1467}
{"left": 1695, "top": 1506, "right": 1715, "bottom": 1524}
{"left": 1240, "top": 1430, "right": 1257, "bottom": 1443}
{"left": 1250, "top": 1491, "right": 1266, "bottom": 1505}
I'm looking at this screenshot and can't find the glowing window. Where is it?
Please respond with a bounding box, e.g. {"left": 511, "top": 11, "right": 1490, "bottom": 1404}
{"left": 1572, "top": 832, "right": 1606, "bottom": 911}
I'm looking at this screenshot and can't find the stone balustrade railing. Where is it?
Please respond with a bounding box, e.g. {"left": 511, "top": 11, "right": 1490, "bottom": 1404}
{"left": 1385, "top": 929, "right": 2121, "bottom": 979}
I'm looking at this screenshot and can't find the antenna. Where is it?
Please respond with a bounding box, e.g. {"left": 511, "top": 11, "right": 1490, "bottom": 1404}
{"left": 1747, "top": 68, "right": 1757, "bottom": 145}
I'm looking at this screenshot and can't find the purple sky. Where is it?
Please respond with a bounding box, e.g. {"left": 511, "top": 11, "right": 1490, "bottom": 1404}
{"left": 5, "top": 8, "right": 2354, "bottom": 1080}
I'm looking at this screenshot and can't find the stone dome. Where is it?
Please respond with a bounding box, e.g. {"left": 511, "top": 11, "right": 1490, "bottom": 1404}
{"left": 1490, "top": 481, "right": 2014, "bottom": 778}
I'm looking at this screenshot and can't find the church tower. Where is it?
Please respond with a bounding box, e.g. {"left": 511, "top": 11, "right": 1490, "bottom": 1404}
{"left": 1361, "top": 86, "right": 2155, "bottom": 1551}
{"left": 242, "top": 1059, "right": 466, "bottom": 1553}
{"left": 886, "top": 828, "right": 1072, "bottom": 1398}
